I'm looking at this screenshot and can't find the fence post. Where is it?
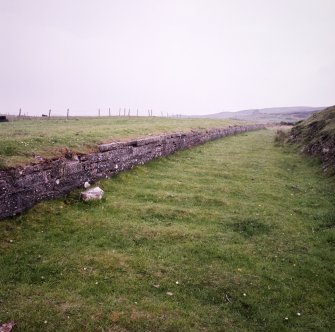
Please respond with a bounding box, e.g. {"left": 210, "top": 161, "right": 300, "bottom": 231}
{"left": 119, "top": 108, "right": 121, "bottom": 116}
{"left": 48, "top": 109, "right": 51, "bottom": 118}
{"left": 137, "top": 109, "right": 138, "bottom": 117}
{"left": 98, "top": 108, "right": 101, "bottom": 117}
{"left": 67, "top": 109, "right": 69, "bottom": 120}
{"left": 128, "top": 108, "right": 130, "bottom": 117}
{"left": 123, "top": 108, "right": 126, "bottom": 116}
{"left": 18, "top": 108, "right": 22, "bottom": 117}
{"left": 109, "top": 108, "right": 111, "bottom": 117}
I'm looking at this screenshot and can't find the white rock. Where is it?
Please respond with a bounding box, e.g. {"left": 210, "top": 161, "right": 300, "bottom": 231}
{"left": 84, "top": 181, "right": 90, "bottom": 188}
{"left": 80, "top": 187, "right": 104, "bottom": 201}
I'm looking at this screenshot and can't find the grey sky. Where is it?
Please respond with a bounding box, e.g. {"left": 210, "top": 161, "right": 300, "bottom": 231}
{"left": 0, "top": 0, "right": 334, "bottom": 116}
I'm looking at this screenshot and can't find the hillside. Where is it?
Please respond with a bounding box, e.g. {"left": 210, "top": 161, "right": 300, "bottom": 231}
{"left": 198, "top": 106, "right": 324, "bottom": 123}
{"left": 289, "top": 105, "right": 335, "bottom": 174}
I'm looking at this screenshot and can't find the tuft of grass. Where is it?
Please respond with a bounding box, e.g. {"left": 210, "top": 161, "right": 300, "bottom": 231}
{"left": 274, "top": 128, "right": 290, "bottom": 145}
{"left": 314, "top": 211, "right": 335, "bottom": 230}
{"left": 227, "top": 218, "right": 272, "bottom": 238}
{"left": 0, "top": 129, "right": 334, "bottom": 331}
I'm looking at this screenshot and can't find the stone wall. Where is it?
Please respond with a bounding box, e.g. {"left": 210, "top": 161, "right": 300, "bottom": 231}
{"left": 0, "top": 124, "right": 265, "bottom": 219}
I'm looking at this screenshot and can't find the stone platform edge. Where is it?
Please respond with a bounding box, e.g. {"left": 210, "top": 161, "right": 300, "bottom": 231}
{"left": 0, "top": 124, "right": 265, "bottom": 219}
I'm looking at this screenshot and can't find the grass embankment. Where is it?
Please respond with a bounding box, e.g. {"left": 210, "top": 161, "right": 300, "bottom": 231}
{"left": 0, "top": 117, "right": 239, "bottom": 168}
{"left": 289, "top": 105, "right": 335, "bottom": 174}
{"left": 1, "top": 129, "right": 334, "bottom": 331}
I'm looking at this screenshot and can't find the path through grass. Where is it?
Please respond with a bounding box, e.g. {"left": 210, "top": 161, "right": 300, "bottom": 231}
{"left": 0, "top": 129, "right": 334, "bottom": 331}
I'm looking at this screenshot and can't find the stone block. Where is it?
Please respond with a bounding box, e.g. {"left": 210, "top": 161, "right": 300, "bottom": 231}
{"left": 80, "top": 186, "right": 104, "bottom": 201}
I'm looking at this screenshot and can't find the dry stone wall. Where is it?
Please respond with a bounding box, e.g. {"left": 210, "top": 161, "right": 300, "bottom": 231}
{"left": 0, "top": 124, "right": 265, "bottom": 219}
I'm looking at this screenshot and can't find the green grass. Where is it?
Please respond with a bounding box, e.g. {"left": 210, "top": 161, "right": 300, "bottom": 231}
{"left": 0, "top": 117, "right": 239, "bottom": 168}
{"left": 0, "top": 129, "right": 334, "bottom": 331}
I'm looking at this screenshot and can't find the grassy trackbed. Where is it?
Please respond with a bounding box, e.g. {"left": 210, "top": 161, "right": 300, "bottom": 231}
{"left": 0, "top": 129, "right": 334, "bottom": 331}
{"left": 0, "top": 117, "right": 239, "bottom": 168}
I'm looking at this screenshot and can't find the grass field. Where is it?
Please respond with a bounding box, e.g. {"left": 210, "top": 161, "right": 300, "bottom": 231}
{"left": 0, "top": 117, "right": 239, "bottom": 168}
{"left": 0, "top": 129, "right": 334, "bottom": 331}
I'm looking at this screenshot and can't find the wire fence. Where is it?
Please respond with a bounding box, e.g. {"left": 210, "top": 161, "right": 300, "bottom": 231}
{"left": 0, "top": 108, "right": 183, "bottom": 121}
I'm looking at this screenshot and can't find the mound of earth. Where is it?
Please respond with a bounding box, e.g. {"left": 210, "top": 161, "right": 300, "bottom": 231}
{"left": 289, "top": 105, "right": 335, "bottom": 174}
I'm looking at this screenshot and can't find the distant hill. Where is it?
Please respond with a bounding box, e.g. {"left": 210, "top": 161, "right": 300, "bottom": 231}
{"left": 289, "top": 105, "right": 335, "bottom": 175}
{"left": 196, "top": 106, "right": 325, "bottom": 123}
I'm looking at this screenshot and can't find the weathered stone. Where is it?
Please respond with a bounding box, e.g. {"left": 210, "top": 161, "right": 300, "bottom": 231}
{"left": 0, "top": 125, "right": 265, "bottom": 219}
{"left": 80, "top": 187, "right": 104, "bottom": 201}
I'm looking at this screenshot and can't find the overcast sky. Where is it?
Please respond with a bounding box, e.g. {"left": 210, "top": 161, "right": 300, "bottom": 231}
{"left": 0, "top": 0, "right": 334, "bottom": 116}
